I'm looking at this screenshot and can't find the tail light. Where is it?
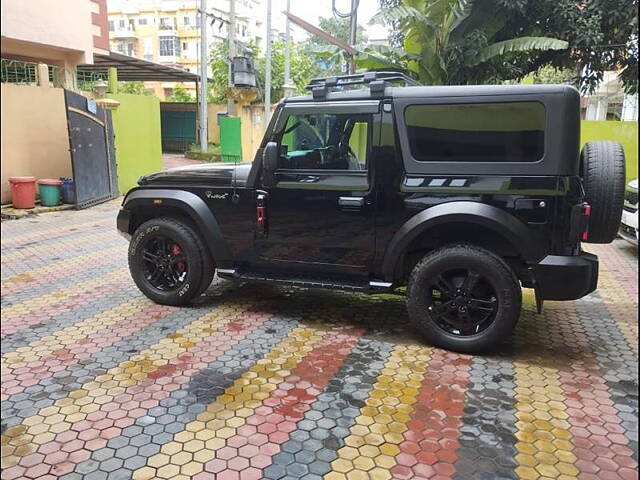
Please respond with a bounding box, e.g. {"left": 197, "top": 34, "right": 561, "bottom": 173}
{"left": 581, "top": 203, "right": 591, "bottom": 241}
{"left": 256, "top": 192, "right": 267, "bottom": 237}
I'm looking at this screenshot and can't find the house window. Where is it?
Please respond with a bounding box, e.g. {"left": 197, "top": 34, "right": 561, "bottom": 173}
{"left": 143, "top": 37, "right": 153, "bottom": 60}
{"left": 182, "top": 42, "right": 188, "bottom": 50}
{"left": 119, "top": 19, "right": 125, "bottom": 28}
{"left": 183, "top": 16, "right": 190, "bottom": 25}
{"left": 404, "top": 102, "right": 546, "bottom": 163}
{"left": 138, "top": 18, "right": 148, "bottom": 25}
{"left": 159, "top": 36, "right": 180, "bottom": 56}
{"left": 108, "top": 20, "right": 114, "bottom": 31}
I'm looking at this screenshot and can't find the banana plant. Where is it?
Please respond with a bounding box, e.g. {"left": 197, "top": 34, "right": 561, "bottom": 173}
{"left": 359, "top": 0, "right": 568, "bottom": 85}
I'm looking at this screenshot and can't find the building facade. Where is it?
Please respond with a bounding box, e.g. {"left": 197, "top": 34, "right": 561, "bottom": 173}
{"left": 583, "top": 70, "right": 638, "bottom": 122}
{"left": 1, "top": 0, "right": 111, "bottom": 203}
{"left": 107, "top": 0, "right": 267, "bottom": 99}
{"left": 1, "top": 0, "right": 109, "bottom": 88}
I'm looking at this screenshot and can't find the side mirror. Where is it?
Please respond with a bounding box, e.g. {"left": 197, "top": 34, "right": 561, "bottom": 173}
{"left": 262, "top": 142, "right": 279, "bottom": 173}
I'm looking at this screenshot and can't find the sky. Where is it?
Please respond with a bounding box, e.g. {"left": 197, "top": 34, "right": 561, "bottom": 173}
{"left": 270, "top": 0, "right": 389, "bottom": 42}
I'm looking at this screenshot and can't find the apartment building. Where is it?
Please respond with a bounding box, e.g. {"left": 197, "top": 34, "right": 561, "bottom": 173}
{"left": 107, "top": 0, "right": 266, "bottom": 99}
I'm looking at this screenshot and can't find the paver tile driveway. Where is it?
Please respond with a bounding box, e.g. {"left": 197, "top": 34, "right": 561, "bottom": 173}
{"left": 1, "top": 200, "right": 638, "bottom": 480}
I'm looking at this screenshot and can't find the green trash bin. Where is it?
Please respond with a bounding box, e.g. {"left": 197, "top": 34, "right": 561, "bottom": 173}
{"left": 37, "top": 179, "right": 63, "bottom": 206}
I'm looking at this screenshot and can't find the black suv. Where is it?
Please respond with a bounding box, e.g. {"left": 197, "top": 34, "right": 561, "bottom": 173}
{"left": 117, "top": 72, "right": 626, "bottom": 352}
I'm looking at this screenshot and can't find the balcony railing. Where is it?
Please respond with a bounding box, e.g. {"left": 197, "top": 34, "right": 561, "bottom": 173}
{"left": 111, "top": 28, "right": 138, "bottom": 39}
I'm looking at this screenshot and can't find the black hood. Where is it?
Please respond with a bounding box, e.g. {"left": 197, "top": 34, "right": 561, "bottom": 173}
{"left": 139, "top": 163, "right": 253, "bottom": 187}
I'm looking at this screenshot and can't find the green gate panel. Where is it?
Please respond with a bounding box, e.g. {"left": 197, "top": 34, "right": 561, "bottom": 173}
{"left": 110, "top": 93, "right": 162, "bottom": 195}
{"left": 160, "top": 110, "right": 196, "bottom": 152}
{"left": 220, "top": 116, "right": 242, "bottom": 163}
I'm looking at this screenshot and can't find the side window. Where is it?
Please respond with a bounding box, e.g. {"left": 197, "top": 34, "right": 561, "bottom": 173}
{"left": 278, "top": 113, "right": 370, "bottom": 171}
{"left": 404, "top": 102, "right": 545, "bottom": 163}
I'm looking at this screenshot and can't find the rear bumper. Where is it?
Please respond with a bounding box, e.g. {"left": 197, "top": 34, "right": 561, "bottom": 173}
{"left": 619, "top": 209, "right": 638, "bottom": 245}
{"left": 531, "top": 252, "right": 598, "bottom": 301}
{"left": 116, "top": 208, "right": 131, "bottom": 240}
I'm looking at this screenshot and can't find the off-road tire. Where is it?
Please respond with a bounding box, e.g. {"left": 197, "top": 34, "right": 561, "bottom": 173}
{"left": 129, "top": 217, "right": 205, "bottom": 306}
{"left": 580, "top": 141, "right": 626, "bottom": 244}
{"left": 194, "top": 232, "right": 215, "bottom": 296}
{"left": 407, "top": 244, "right": 521, "bottom": 353}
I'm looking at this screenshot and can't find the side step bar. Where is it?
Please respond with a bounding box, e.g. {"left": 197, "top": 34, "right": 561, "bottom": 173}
{"left": 216, "top": 269, "right": 393, "bottom": 293}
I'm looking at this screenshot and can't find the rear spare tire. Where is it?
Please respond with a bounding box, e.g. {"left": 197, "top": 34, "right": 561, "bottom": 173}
{"left": 580, "top": 141, "right": 625, "bottom": 244}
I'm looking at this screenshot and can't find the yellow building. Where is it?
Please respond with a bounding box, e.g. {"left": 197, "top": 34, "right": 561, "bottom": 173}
{"left": 107, "top": 0, "right": 265, "bottom": 100}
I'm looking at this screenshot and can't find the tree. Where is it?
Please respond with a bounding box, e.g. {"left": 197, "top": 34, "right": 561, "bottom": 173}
{"left": 118, "top": 81, "right": 153, "bottom": 95}
{"left": 370, "top": 0, "right": 638, "bottom": 93}
{"left": 363, "top": 0, "right": 568, "bottom": 86}
{"left": 533, "top": 65, "right": 574, "bottom": 85}
{"left": 166, "top": 85, "right": 195, "bottom": 102}
{"left": 308, "top": 16, "right": 368, "bottom": 75}
{"left": 255, "top": 42, "right": 319, "bottom": 100}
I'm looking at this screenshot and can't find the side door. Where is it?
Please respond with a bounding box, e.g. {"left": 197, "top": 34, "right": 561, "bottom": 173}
{"left": 253, "top": 101, "right": 381, "bottom": 276}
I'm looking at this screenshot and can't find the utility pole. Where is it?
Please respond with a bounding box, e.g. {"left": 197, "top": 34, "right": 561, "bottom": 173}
{"left": 199, "top": 0, "right": 208, "bottom": 152}
{"left": 227, "top": 0, "right": 237, "bottom": 116}
{"left": 282, "top": 0, "right": 295, "bottom": 98}
{"left": 348, "top": 0, "right": 358, "bottom": 73}
{"left": 264, "top": 0, "right": 272, "bottom": 128}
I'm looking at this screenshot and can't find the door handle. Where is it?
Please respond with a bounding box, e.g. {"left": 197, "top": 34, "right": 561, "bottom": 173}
{"left": 339, "top": 196, "right": 365, "bottom": 208}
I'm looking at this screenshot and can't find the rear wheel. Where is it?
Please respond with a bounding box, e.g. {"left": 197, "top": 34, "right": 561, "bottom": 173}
{"left": 580, "top": 141, "right": 626, "bottom": 244}
{"left": 128, "top": 218, "right": 205, "bottom": 305}
{"left": 407, "top": 244, "right": 521, "bottom": 353}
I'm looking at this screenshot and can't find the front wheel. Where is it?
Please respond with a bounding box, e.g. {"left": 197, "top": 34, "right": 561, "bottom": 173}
{"left": 407, "top": 244, "right": 521, "bottom": 353}
{"left": 128, "top": 217, "right": 207, "bottom": 306}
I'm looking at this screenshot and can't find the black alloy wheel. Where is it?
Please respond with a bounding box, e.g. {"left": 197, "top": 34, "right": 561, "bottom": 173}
{"left": 426, "top": 268, "right": 498, "bottom": 336}
{"left": 407, "top": 244, "right": 522, "bottom": 353}
{"left": 128, "top": 218, "right": 208, "bottom": 306}
{"left": 140, "top": 235, "right": 188, "bottom": 291}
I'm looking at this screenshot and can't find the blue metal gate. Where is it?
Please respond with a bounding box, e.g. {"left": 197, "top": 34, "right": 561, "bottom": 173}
{"left": 64, "top": 90, "right": 118, "bottom": 208}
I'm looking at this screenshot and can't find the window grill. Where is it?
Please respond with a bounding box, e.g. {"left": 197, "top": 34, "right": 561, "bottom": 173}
{"left": 1, "top": 59, "right": 38, "bottom": 84}
{"left": 76, "top": 70, "right": 108, "bottom": 92}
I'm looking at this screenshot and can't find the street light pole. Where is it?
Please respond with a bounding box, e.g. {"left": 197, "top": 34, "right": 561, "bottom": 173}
{"left": 227, "top": 0, "right": 237, "bottom": 116}
{"left": 282, "top": 0, "right": 294, "bottom": 98}
{"left": 264, "top": 0, "right": 272, "bottom": 128}
{"left": 199, "top": 0, "right": 208, "bottom": 152}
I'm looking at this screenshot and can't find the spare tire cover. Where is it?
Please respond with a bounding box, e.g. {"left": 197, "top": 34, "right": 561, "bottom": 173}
{"left": 580, "top": 141, "right": 626, "bottom": 244}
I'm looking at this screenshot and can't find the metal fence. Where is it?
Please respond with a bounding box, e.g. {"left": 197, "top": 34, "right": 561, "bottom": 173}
{"left": 76, "top": 70, "right": 108, "bottom": 92}
{"left": 1, "top": 59, "right": 38, "bottom": 84}
{"left": 1, "top": 58, "right": 108, "bottom": 91}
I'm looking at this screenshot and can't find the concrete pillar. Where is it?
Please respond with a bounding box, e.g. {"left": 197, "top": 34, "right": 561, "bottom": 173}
{"left": 61, "top": 60, "right": 77, "bottom": 90}
{"left": 108, "top": 67, "right": 118, "bottom": 94}
{"left": 36, "top": 64, "right": 50, "bottom": 87}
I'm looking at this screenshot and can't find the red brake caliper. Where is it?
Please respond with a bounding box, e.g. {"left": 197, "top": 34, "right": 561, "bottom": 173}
{"left": 171, "top": 244, "right": 186, "bottom": 272}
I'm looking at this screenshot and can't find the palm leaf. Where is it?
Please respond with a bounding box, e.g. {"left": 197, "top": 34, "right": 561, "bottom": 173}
{"left": 356, "top": 51, "right": 403, "bottom": 71}
{"left": 468, "top": 37, "right": 569, "bottom": 66}
{"left": 451, "top": 0, "right": 508, "bottom": 41}
{"left": 370, "top": 5, "right": 434, "bottom": 28}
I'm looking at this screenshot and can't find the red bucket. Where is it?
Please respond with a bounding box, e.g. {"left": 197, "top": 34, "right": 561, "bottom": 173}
{"left": 8, "top": 176, "right": 36, "bottom": 209}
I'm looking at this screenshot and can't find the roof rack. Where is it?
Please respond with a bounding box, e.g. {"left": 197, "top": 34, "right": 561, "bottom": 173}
{"left": 305, "top": 71, "right": 420, "bottom": 100}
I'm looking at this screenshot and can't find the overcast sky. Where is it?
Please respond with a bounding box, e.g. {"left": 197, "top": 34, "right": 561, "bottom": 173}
{"left": 270, "top": 0, "right": 388, "bottom": 42}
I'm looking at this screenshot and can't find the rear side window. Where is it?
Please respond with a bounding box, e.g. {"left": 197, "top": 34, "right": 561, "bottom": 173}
{"left": 404, "top": 102, "right": 545, "bottom": 163}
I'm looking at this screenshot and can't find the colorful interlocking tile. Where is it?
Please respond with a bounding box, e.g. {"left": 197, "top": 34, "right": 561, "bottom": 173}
{"left": 1, "top": 200, "right": 638, "bottom": 480}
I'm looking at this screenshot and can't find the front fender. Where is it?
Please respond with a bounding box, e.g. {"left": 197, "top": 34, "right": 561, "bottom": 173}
{"left": 381, "top": 201, "right": 542, "bottom": 281}
{"left": 121, "top": 188, "right": 233, "bottom": 269}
